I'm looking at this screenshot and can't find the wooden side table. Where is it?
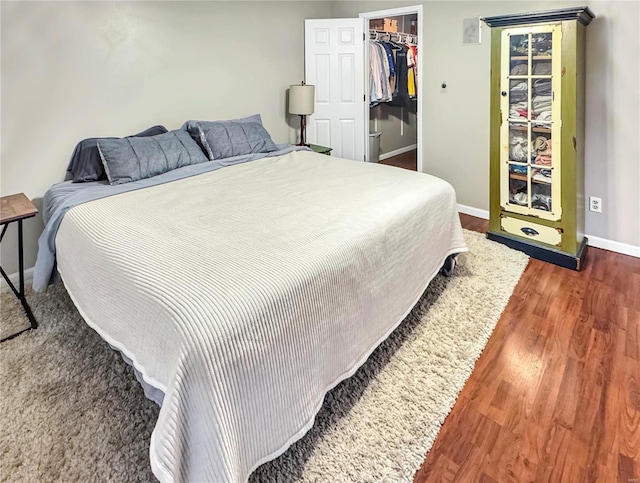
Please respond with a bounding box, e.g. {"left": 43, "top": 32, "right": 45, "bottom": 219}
{"left": 1, "top": 193, "right": 39, "bottom": 342}
{"left": 309, "top": 144, "right": 332, "bottom": 156}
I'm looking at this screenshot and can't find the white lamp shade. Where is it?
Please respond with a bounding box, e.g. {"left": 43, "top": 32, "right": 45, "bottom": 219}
{"left": 289, "top": 84, "right": 315, "bottom": 115}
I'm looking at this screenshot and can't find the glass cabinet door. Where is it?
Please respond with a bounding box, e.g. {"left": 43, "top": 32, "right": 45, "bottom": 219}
{"left": 499, "top": 25, "right": 562, "bottom": 221}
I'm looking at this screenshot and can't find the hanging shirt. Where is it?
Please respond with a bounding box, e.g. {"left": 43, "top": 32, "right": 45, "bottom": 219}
{"left": 381, "top": 42, "right": 396, "bottom": 77}
{"left": 388, "top": 46, "right": 411, "bottom": 108}
{"left": 407, "top": 67, "right": 416, "bottom": 97}
{"left": 406, "top": 45, "right": 417, "bottom": 98}
{"left": 369, "top": 41, "right": 392, "bottom": 105}
{"left": 369, "top": 41, "right": 384, "bottom": 103}
{"left": 409, "top": 45, "right": 418, "bottom": 78}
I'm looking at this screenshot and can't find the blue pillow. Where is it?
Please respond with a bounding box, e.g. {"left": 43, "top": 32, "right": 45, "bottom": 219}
{"left": 97, "top": 130, "right": 208, "bottom": 185}
{"left": 182, "top": 114, "right": 278, "bottom": 160}
{"left": 66, "top": 125, "right": 168, "bottom": 182}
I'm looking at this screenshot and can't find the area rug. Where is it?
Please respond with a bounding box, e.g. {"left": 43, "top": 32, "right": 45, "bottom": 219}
{"left": 0, "top": 229, "right": 528, "bottom": 482}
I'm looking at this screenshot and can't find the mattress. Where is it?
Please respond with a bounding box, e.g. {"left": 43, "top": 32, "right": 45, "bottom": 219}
{"left": 54, "top": 150, "right": 467, "bottom": 481}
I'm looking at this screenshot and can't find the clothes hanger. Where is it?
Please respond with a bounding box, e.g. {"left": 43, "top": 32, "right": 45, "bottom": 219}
{"left": 387, "top": 34, "right": 403, "bottom": 49}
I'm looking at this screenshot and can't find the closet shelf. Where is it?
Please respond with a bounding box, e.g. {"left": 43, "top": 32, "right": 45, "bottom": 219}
{"left": 369, "top": 29, "right": 417, "bottom": 44}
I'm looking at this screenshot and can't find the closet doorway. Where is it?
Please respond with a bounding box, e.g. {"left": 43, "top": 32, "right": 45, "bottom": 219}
{"left": 362, "top": 6, "right": 422, "bottom": 172}
{"left": 303, "top": 5, "right": 422, "bottom": 170}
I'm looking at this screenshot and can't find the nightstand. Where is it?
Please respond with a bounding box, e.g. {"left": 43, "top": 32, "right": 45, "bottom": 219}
{"left": 1, "top": 193, "right": 39, "bottom": 342}
{"left": 309, "top": 144, "right": 332, "bottom": 156}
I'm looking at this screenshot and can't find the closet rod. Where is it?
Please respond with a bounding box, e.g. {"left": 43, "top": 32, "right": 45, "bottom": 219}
{"left": 369, "top": 29, "right": 417, "bottom": 44}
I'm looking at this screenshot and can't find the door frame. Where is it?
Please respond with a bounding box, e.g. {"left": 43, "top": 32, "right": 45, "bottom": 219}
{"left": 359, "top": 5, "right": 423, "bottom": 172}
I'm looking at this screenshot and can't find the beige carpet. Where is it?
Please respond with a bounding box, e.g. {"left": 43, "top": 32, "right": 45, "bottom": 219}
{"left": 0, "top": 230, "right": 528, "bottom": 482}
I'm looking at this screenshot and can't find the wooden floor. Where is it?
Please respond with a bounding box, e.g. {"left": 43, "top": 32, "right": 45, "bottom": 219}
{"left": 415, "top": 214, "right": 640, "bottom": 483}
{"left": 378, "top": 149, "right": 417, "bottom": 171}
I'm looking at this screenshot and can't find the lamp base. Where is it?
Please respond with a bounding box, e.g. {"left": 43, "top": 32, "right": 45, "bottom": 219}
{"left": 295, "top": 142, "right": 311, "bottom": 147}
{"left": 297, "top": 115, "right": 309, "bottom": 147}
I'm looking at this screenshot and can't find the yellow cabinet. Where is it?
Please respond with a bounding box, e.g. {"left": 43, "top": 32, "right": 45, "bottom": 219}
{"left": 483, "top": 7, "right": 594, "bottom": 270}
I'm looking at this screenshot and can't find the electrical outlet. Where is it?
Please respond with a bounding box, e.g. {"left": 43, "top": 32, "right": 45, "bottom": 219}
{"left": 589, "top": 196, "right": 602, "bottom": 213}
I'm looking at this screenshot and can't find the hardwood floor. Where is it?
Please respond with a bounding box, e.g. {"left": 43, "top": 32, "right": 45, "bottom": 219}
{"left": 415, "top": 214, "right": 640, "bottom": 483}
{"left": 378, "top": 149, "right": 417, "bottom": 171}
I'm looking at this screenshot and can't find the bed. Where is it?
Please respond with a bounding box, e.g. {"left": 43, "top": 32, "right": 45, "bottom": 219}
{"left": 35, "top": 130, "right": 467, "bottom": 482}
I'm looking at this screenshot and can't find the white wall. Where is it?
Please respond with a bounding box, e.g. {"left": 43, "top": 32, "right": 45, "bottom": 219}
{"left": 0, "top": 0, "right": 331, "bottom": 275}
{"left": 370, "top": 103, "right": 418, "bottom": 155}
{"left": 331, "top": 0, "right": 640, "bottom": 251}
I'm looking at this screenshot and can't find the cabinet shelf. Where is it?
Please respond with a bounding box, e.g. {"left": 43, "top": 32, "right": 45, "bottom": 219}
{"left": 509, "top": 173, "right": 528, "bottom": 181}
{"left": 510, "top": 55, "right": 553, "bottom": 60}
{"left": 508, "top": 124, "right": 552, "bottom": 134}
{"left": 509, "top": 173, "right": 552, "bottom": 185}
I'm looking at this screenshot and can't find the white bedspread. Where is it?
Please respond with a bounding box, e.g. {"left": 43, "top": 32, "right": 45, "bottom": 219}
{"left": 55, "top": 150, "right": 467, "bottom": 482}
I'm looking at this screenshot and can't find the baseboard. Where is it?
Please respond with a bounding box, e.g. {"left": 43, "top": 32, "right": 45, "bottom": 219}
{"left": 457, "top": 204, "right": 639, "bottom": 258}
{"left": 378, "top": 144, "right": 418, "bottom": 161}
{"left": 1, "top": 267, "right": 34, "bottom": 293}
{"left": 584, "top": 234, "right": 640, "bottom": 258}
{"left": 457, "top": 204, "right": 490, "bottom": 220}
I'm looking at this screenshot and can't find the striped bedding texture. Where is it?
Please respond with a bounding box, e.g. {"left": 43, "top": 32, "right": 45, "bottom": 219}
{"left": 55, "top": 150, "right": 467, "bottom": 482}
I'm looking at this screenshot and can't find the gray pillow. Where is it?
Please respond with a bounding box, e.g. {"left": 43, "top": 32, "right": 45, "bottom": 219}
{"left": 202, "top": 122, "right": 278, "bottom": 160}
{"left": 182, "top": 114, "right": 277, "bottom": 160}
{"left": 66, "top": 125, "right": 169, "bottom": 183}
{"left": 97, "top": 130, "right": 208, "bottom": 185}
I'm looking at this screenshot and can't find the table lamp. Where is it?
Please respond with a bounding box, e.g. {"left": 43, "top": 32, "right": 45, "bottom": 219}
{"left": 289, "top": 82, "right": 315, "bottom": 146}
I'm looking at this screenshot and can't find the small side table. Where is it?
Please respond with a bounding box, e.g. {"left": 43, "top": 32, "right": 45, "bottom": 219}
{"left": 1, "top": 193, "right": 39, "bottom": 342}
{"left": 309, "top": 144, "right": 332, "bottom": 156}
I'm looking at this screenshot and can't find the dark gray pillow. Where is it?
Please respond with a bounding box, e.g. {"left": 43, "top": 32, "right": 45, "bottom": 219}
{"left": 97, "top": 130, "right": 208, "bottom": 185}
{"left": 182, "top": 114, "right": 277, "bottom": 160}
{"left": 66, "top": 125, "right": 168, "bottom": 183}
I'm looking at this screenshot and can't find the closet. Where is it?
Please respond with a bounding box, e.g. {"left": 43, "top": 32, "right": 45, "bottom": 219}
{"left": 368, "top": 14, "right": 418, "bottom": 170}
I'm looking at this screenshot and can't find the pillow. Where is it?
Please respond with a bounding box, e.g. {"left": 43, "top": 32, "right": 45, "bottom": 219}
{"left": 66, "top": 125, "right": 168, "bottom": 182}
{"left": 202, "top": 122, "right": 279, "bottom": 160}
{"left": 97, "top": 129, "right": 208, "bottom": 185}
{"left": 182, "top": 114, "right": 262, "bottom": 151}
{"left": 182, "top": 114, "right": 278, "bottom": 160}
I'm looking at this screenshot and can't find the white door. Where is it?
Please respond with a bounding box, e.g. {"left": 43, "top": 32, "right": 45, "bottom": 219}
{"left": 304, "top": 19, "right": 365, "bottom": 161}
